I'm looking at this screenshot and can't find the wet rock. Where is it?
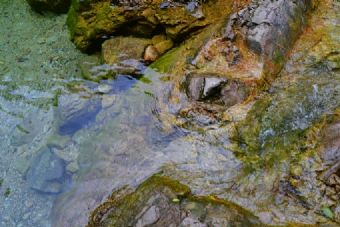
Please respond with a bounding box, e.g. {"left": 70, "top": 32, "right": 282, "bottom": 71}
{"left": 220, "top": 80, "right": 248, "bottom": 107}
{"left": 67, "top": 0, "right": 209, "bottom": 52}
{"left": 102, "top": 37, "right": 151, "bottom": 65}
{"left": 186, "top": 75, "right": 246, "bottom": 107}
{"left": 97, "top": 84, "right": 112, "bottom": 94}
{"left": 203, "top": 77, "right": 227, "bottom": 97}
{"left": 101, "top": 95, "right": 116, "bottom": 108}
{"left": 191, "top": 0, "right": 315, "bottom": 98}
{"left": 187, "top": 75, "right": 227, "bottom": 101}
{"left": 86, "top": 175, "right": 263, "bottom": 227}
{"left": 152, "top": 35, "right": 174, "bottom": 55}
{"left": 26, "top": 147, "right": 66, "bottom": 194}
{"left": 144, "top": 45, "right": 160, "bottom": 62}
{"left": 187, "top": 77, "right": 204, "bottom": 101}
{"left": 81, "top": 60, "right": 146, "bottom": 81}
{"left": 135, "top": 205, "right": 160, "bottom": 227}
{"left": 57, "top": 95, "right": 102, "bottom": 136}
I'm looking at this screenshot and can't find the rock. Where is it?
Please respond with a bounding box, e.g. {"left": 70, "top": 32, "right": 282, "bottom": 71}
{"left": 26, "top": 0, "right": 70, "bottom": 13}
{"left": 57, "top": 96, "right": 102, "bottom": 136}
{"left": 66, "top": 161, "right": 79, "bottom": 173}
{"left": 220, "top": 80, "right": 248, "bottom": 107}
{"left": 186, "top": 74, "right": 245, "bottom": 107}
{"left": 101, "top": 95, "right": 116, "bottom": 108}
{"left": 102, "top": 37, "right": 151, "bottom": 65}
{"left": 187, "top": 76, "right": 205, "bottom": 101}
{"left": 203, "top": 77, "right": 227, "bottom": 97}
{"left": 67, "top": 0, "right": 209, "bottom": 52}
{"left": 86, "top": 176, "right": 264, "bottom": 227}
{"left": 144, "top": 45, "right": 160, "bottom": 62}
{"left": 190, "top": 0, "right": 315, "bottom": 103}
{"left": 81, "top": 60, "right": 146, "bottom": 81}
{"left": 13, "top": 156, "right": 31, "bottom": 174}
{"left": 135, "top": 206, "right": 160, "bottom": 227}
{"left": 26, "top": 147, "right": 67, "bottom": 194}
{"left": 152, "top": 35, "right": 174, "bottom": 55}
{"left": 97, "top": 84, "right": 112, "bottom": 94}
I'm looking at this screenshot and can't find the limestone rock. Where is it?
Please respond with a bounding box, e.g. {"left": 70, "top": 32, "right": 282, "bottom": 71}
{"left": 144, "top": 45, "right": 160, "bottom": 62}
{"left": 86, "top": 176, "right": 263, "bottom": 227}
{"left": 67, "top": 0, "right": 209, "bottom": 52}
{"left": 102, "top": 37, "right": 151, "bottom": 65}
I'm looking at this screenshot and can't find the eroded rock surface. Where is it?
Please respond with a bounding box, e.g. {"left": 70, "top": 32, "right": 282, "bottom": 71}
{"left": 86, "top": 175, "right": 264, "bottom": 227}
{"left": 67, "top": 0, "right": 209, "bottom": 52}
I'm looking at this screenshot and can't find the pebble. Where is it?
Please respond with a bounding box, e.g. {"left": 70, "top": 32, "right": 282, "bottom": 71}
{"left": 144, "top": 45, "right": 159, "bottom": 62}
{"left": 26, "top": 147, "right": 66, "bottom": 194}
{"left": 25, "top": 200, "right": 33, "bottom": 208}
{"left": 66, "top": 161, "right": 79, "bottom": 173}
{"left": 97, "top": 84, "right": 112, "bottom": 94}
{"left": 101, "top": 95, "right": 116, "bottom": 108}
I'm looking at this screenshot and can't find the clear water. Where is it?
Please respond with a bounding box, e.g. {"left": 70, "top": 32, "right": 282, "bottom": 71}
{"left": 0, "top": 1, "right": 241, "bottom": 226}
{"left": 3, "top": 0, "right": 340, "bottom": 226}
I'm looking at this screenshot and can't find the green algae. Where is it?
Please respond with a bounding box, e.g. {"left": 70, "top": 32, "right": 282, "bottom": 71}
{"left": 232, "top": 76, "right": 340, "bottom": 171}
{"left": 231, "top": 0, "right": 340, "bottom": 173}
{"left": 86, "top": 175, "right": 264, "bottom": 227}
{"left": 67, "top": 0, "right": 210, "bottom": 52}
{"left": 86, "top": 175, "right": 337, "bottom": 227}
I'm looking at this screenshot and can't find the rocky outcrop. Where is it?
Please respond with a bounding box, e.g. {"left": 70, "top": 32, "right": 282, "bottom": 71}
{"left": 86, "top": 175, "right": 264, "bottom": 227}
{"left": 26, "top": 0, "right": 71, "bottom": 13}
{"left": 67, "top": 0, "right": 208, "bottom": 52}
{"left": 186, "top": 0, "right": 317, "bottom": 106}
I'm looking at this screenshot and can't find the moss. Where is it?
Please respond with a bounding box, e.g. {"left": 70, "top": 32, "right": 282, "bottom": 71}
{"left": 86, "top": 175, "right": 333, "bottom": 227}
{"left": 0, "top": 178, "right": 3, "bottom": 188}
{"left": 150, "top": 47, "right": 180, "bottom": 74}
{"left": 232, "top": 70, "right": 340, "bottom": 172}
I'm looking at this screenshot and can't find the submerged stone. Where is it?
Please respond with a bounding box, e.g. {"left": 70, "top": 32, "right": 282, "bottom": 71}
{"left": 26, "top": 147, "right": 67, "bottom": 194}
{"left": 58, "top": 97, "right": 102, "bottom": 136}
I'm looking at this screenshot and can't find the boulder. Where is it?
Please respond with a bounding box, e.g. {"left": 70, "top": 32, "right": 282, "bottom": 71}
{"left": 67, "top": 0, "right": 208, "bottom": 52}
{"left": 102, "top": 37, "right": 152, "bottom": 65}
{"left": 86, "top": 175, "right": 263, "bottom": 227}
{"left": 191, "top": 0, "right": 317, "bottom": 90}
{"left": 186, "top": 74, "right": 247, "bottom": 107}
{"left": 26, "top": 0, "right": 71, "bottom": 13}
{"left": 26, "top": 147, "right": 67, "bottom": 194}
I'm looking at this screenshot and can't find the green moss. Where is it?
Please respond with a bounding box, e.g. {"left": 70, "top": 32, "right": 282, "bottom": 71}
{"left": 0, "top": 178, "right": 3, "bottom": 188}
{"left": 150, "top": 47, "right": 180, "bottom": 74}
{"left": 232, "top": 71, "right": 340, "bottom": 172}
{"left": 86, "top": 175, "right": 332, "bottom": 227}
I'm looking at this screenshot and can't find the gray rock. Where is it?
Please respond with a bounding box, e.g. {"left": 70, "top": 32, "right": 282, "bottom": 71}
{"left": 225, "top": 0, "right": 313, "bottom": 56}
{"left": 220, "top": 81, "right": 247, "bottom": 107}
{"left": 97, "top": 84, "right": 112, "bottom": 94}
{"left": 203, "top": 77, "right": 227, "bottom": 97}
{"left": 187, "top": 77, "right": 205, "bottom": 101}
{"left": 181, "top": 217, "right": 207, "bottom": 227}
{"left": 135, "top": 206, "right": 160, "bottom": 227}
{"left": 187, "top": 75, "right": 228, "bottom": 101}
{"left": 26, "top": 147, "right": 66, "bottom": 194}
